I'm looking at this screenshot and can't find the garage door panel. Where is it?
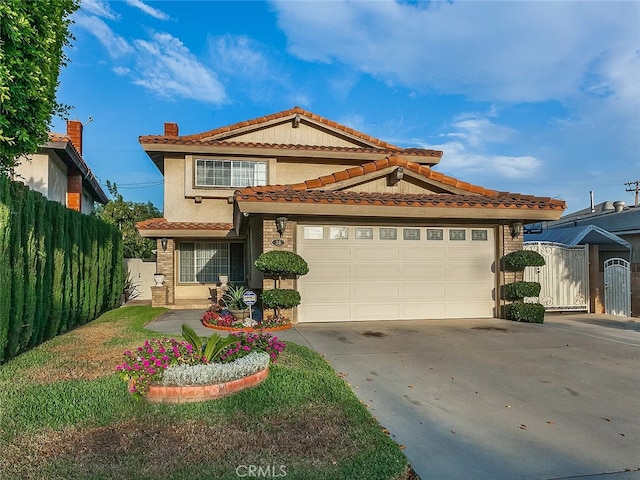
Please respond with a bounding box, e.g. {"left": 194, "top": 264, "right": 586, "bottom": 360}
{"left": 354, "top": 264, "right": 398, "bottom": 280}
{"left": 302, "top": 245, "right": 351, "bottom": 262}
{"left": 446, "top": 247, "right": 494, "bottom": 262}
{"left": 306, "top": 264, "right": 351, "bottom": 280}
{"left": 401, "top": 265, "right": 445, "bottom": 279}
{"left": 447, "top": 301, "right": 494, "bottom": 318}
{"left": 353, "top": 246, "right": 399, "bottom": 261}
{"left": 299, "top": 304, "right": 350, "bottom": 322}
{"left": 446, "top": 263, "right": 493, "bottom": 280}
{"left": 446, "top": 282, "right": 492, "bottom": 299}
{"left": 400, "top": 302, "right": 447, "bottom": 319}
{"left": 353, "top": 303, "right": 399, "bottom": 320}
{"left": 400, "top": 283, "right": 446, "bottom": 299}
{"left": 399, "top": 247, "right": 446, "bottom": 261}
{"left": 300, "top": 283, "right": 351, "bottom": 302}
{"left": 353, "top": 283, "right": 397, "bottom": 301}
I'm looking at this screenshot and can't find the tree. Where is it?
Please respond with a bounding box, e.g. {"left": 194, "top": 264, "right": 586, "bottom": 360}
{"left": 0, "top": 0, "right": 79, "bottom": 173}
{"left": 95, "top": 181, "right": 162, "bottom": 259}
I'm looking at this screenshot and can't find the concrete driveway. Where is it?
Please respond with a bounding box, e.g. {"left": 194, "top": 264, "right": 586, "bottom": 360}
{"left": 147, "top": 313, "right": 640, "bottom": 480}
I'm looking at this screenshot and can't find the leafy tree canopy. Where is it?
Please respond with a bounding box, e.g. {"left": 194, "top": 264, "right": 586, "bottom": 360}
{"left": 96, "top": 181, "right": 162, "bottom": 259}
{"left": 0, "top": 0, "right": 79, "bottom": 173}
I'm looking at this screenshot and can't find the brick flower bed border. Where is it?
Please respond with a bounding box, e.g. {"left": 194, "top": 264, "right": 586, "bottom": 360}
{"left": 133, "top": 367, "right": 269, "bottom": 404}
{"left": 201, "top": 322, "right": 293, "bottom": 333}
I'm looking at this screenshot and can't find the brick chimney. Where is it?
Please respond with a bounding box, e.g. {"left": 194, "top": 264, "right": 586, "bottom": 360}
{"left": 66, "top": 120, "right": 83, "bottom": 156}
{"left": 164, "top": 122, "right": 179, "bottom": 136}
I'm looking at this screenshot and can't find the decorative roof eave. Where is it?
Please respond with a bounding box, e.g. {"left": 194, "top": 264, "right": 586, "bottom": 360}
{"left": 43, "top": 137, "right": 109, "bottom": 204}
{"left": 234, "top": 199, "right": 564, "bottom": 222}
{"left": 136, "top": 218, "right": 236, "bottom": 238}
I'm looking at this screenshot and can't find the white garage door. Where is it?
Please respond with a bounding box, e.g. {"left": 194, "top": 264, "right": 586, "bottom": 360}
{"left": 297, "top": 225, "right": 496, "bottom": 322}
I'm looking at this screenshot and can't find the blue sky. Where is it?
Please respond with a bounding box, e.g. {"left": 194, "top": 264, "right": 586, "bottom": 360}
{"left": 51, "top": 0, "right": 640, "bottom": 213}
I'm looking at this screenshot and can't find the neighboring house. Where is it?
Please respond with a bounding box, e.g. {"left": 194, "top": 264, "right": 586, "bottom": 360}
{"left": 526, "top": 201, "right": 639, "bottom": 317}
{"left": 137, "top": 107, "right": 564, "bottom": 322}
{"left": 13, "top": 120, "right": 108, "bottom": 213}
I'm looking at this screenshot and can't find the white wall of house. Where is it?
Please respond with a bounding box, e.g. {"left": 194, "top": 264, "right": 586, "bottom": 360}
{"left": 47, "top": 154, "right": 68, "bottom": 205}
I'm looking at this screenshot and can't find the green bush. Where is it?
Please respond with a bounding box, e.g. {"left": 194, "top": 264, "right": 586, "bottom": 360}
{"left": 502, "top": 250, "right": 545, "bottom": 271}
{"left": 262, "top": 288, "right": 302, "bottom": 309}
{"left": 254, "top": 250, "right": 309, "bottom": 277}
{"left": 504, "top": 302, "right": 545, "bottom": 323}
{"left": 503, "top": 281, "right": 542, "bottom": 301}
{"left": 0, "top": 177, "right": 124, "bottom": 363}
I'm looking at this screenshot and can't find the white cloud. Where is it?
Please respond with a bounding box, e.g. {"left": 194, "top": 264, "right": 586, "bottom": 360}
{"left": 207, "top": 34, "right": 307, "bottom": 106}
{"left": 80, "top": 0, "right": 119, "bottom": 20}
{"left": 112, "top": 66, "right": 130, "bottom": 76}
{"left": 271, "top": 0, "right": 639, "bottom": 106}
{"left": 210, "top": 35, "right": 271, "bottom": 78}
{"left": 429, "top": 140, "right": 542, "bottom": 180}
{"left": 125, "top": 0, "right": 169, "bottom": 20}
{"left": 73, "top": 12, "right": 133, "bottom": 58}
{"left": 448, "top": 114, "right": 516, "bottom": 149}
{"left": 133, "top": 32, "right": 226, "bottom": 104}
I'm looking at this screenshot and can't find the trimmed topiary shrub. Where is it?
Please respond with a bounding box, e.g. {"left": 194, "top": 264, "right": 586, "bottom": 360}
{"left": 262, "top": 288, "right": 301, "bottom": 310}
{"left": 504, "top": 302, "right": 545, "bottom": 323}
{"left": 503, "top": 281, "right": 542, "bottom": 301}
{"left": 502, "top": 250, "right": 545, "bottom": 271}
{"left": 254, "top": 250, "right": 309, "bottom": 277}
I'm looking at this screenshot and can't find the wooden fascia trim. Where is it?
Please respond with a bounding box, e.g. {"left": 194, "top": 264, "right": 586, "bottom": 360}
{"left": 235, "top": 200, "right": 565, "bottom": 221}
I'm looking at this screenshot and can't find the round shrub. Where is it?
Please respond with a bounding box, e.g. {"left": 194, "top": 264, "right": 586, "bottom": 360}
{"left": 503, "top": 281, "right": 542, "bottom": 301}
{"left": 255, "top": 250, "right": 309, "bottom": 277}
{"left": 504, "top": 302, "right": 545, "bottom": 323}
{"left": 262, "top": 288, "right": 301, "bottom": 309}
{"left": 502, "top": 250, "right": 545, "bottom": 271}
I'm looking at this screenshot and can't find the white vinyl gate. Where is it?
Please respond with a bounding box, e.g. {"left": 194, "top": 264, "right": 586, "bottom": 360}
{"left": 523, "top": 242, "right": 589, "bottom": 312}
{"left": 604, "top": 258, "right": 631, "bottom": 317}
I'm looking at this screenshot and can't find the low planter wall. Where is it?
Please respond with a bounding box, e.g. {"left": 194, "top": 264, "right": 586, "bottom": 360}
{"left": 133, "top": 367, "right": 269, "bottom": 404}
{"left": 202, "top": 322, "right": 293, "bottom": 333}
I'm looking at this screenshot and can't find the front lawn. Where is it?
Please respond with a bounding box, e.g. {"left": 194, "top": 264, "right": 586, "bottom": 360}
{"left": 0, "top": 306, "right": 413, "bottom": 480}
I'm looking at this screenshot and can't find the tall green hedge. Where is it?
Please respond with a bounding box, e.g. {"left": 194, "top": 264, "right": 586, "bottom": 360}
{"left": 0, "top": 176, "right": 124, "bottom": 363}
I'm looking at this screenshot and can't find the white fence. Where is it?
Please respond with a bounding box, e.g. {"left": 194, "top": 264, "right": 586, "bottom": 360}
{"left": 523, "top": 242, "right": 589, "bottom": 312}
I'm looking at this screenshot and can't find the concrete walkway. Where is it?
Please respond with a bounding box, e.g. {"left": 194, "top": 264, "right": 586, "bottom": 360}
{"left": 146, "top": 312, "right": 640, "bottom": 480}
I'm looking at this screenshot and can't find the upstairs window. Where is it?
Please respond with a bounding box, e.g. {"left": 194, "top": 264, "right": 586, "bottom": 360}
{"left": 195, "top": 159, "right": 267, "bottom": 188}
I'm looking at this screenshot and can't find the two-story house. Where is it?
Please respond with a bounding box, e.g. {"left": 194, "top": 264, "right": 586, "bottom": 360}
{"left": 13, "top": 120, "right": 108, "bottom": 213}
{"left": 137, "top": 107, "right": 565, "bottom": 322}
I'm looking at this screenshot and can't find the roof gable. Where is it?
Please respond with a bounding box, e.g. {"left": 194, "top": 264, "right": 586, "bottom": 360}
{"left": 181, "top": 106, "right": 398, "bottom": 149}
{"left": 234, "top": 157, "right": 566, "bottom": 221}
{"left": 139, "top": 107, "right": 443, "bottom": 170}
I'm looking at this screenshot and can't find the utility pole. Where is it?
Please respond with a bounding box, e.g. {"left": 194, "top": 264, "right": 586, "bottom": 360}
{"left": 625, "top": 180, "right": 640, "bottom": 206}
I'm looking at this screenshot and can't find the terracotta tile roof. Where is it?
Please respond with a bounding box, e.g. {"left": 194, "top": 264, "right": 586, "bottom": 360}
{"left": 136, "top": 218, "right": 234, "bottom": 232}
{"left": 234, "top": 190, "right": 564, "bottom": 211}
{"left": 137, "top": 138, "right": 442, "bottom": 159}
{"left": 138, "top": 107, "right": 443, "bottom": 160}
{"left": 235, "top": 157, "right": 566, "bottom": 212}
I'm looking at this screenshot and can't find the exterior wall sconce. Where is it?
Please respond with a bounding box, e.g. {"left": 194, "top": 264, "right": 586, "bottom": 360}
{"left": 275, "top": 217, "right": 288, "bottom": 237}
{"left": 510, "top": 221, "right": 523, "bottom": 238}
{"left": 161, "top": 237, "right": 168, "bottom": 251}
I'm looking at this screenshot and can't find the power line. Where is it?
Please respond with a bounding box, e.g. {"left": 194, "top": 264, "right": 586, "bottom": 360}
{"left": 625, "top": 180, "right": 640, "bottom": 206}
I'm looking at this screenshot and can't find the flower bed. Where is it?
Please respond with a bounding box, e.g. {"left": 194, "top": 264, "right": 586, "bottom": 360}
{"left": 116, "top": 327, "right": 285, "bottom": 401}
{"left": 201, "top": 304, "right": 292, "bottom": 332}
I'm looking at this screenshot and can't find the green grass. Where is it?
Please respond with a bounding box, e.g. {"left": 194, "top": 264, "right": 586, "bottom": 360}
{"left": 0, "top": 306, "right": 412, "bottom": 480}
